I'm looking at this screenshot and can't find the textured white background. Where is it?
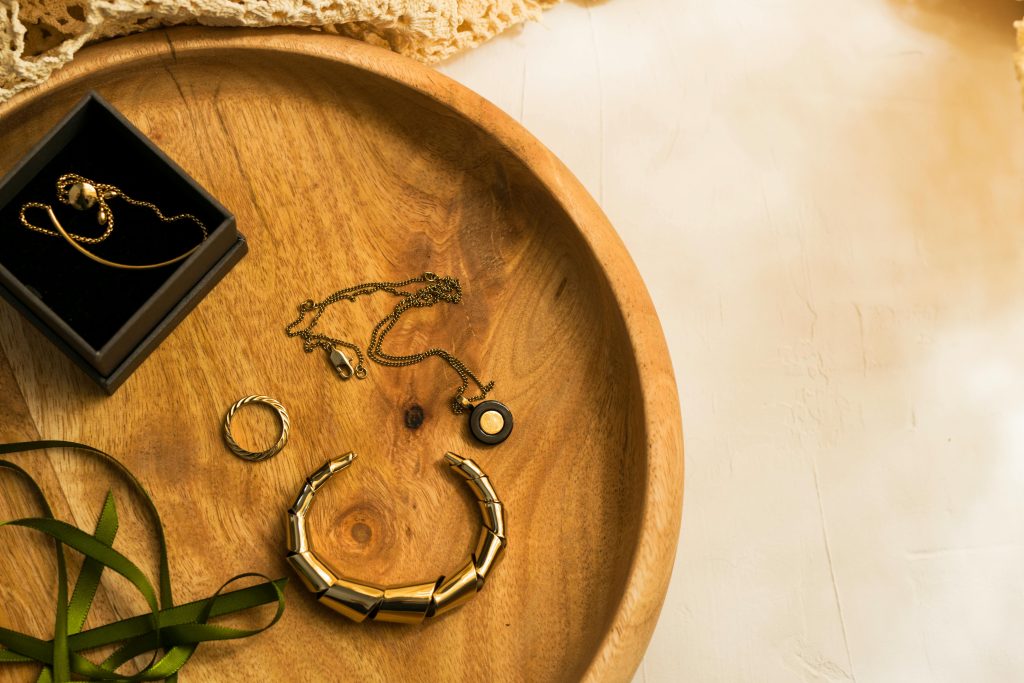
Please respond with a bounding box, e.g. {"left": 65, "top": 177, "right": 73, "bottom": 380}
{"left": 441, "top": 1, "right": 1024, "bottom": 681}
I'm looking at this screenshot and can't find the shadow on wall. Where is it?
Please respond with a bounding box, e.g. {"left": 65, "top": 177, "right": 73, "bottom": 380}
{"left": 713, "top": 2, "right": 1024, "bottom": 312}
{"left": 711, "top": 3, "right": 1024, "bottom": 675}
{"left": 875, "top": 0, "right": 1024, "bottom": 309}
{"left": 886, "top": 0, "right": 1022, "bottom": 45}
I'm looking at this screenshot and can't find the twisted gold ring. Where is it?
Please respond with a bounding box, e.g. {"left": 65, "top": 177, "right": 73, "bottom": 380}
{"left": 223, "top": 395, "right": 290, "bottom": 462}
{"left": 285, "top": 451, "right": 507, "bottom": 623}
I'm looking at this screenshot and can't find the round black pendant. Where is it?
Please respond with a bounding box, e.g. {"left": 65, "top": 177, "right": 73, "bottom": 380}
{"left": 469, "top": 400, "right": 513, "bottom": 445}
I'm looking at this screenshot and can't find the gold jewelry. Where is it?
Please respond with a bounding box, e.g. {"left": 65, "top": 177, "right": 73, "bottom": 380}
{"left": 223, "top": 395, "right": 290, "bottom": 462}
{"left": 286, "top": 451, "right": 506, "bottom": 623}
{"left": 19, "top": 173, "right": 208, "bottom": 270}
{"left": 284, "top": 272, "right": 490, "bottom": 412}
{"left": 285, "top": 272, "right": 513, "bottom": 444}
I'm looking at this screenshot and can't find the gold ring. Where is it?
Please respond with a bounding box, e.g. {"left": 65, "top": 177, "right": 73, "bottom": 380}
{"left": 223, "top": 395, "right": 290, "bottom": 462}
{"left": 285, "top": 451, "right": 507, "bottom": 623}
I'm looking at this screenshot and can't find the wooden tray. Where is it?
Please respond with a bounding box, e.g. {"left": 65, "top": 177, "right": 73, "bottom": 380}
{"left": 0, "top": 28, "right": 682, "bottom": 682}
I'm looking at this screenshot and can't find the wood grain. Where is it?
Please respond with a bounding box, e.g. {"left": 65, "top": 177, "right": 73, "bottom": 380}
{"left": 0, "top": 28, "right": 683, "bottom": 682}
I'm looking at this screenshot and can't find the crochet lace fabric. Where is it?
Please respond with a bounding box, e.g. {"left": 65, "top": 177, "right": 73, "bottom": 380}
{"left": 0, "top": 0, "right": 559, "bottom": 102}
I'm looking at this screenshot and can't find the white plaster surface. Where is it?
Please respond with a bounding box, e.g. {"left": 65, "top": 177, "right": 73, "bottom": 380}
{"left": 440, "top": 1, "right": 1024, "bottom": 680}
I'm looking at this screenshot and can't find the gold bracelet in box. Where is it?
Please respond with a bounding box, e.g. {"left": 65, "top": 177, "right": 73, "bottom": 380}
{"left": 19, "top": 173, "right": 208, "bottom": 270}
{"left": 285, "top": 451, "right": 506, "bottom": 623}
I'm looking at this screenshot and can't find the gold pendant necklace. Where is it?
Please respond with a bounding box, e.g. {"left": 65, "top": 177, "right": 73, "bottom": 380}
{"left": 285, "top": 272, "right": 513, "bottom": 444}
{"left": 19, "top": 173, "right": 208, "bottom": 269}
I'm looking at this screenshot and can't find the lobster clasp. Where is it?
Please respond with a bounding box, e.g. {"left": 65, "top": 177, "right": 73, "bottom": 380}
{"left": 329, "top": 346, "right": 355, "bottom": 380}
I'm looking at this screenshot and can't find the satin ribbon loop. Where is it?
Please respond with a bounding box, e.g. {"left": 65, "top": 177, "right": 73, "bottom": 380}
{"left": 0, "top": 440, "right": 286, "bottom": 682}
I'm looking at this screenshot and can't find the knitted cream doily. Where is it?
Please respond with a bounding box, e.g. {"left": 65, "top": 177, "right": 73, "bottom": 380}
{"left": 0, "top": 0, "right": 560, "bottom": 103}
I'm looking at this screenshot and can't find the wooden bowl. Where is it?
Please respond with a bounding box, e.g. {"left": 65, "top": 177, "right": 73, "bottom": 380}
{"left": 0, "top": 28, "right": 682, "bottom": 682}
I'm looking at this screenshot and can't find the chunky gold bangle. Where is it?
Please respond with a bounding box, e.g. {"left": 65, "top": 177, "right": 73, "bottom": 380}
{"left": 285, "top": 451, "right": 507, "bottom": 623}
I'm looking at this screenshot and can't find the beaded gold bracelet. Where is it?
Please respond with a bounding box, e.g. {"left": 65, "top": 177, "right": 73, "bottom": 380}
{"left": 285, "top": 451, "right": 506, "bottom": 623}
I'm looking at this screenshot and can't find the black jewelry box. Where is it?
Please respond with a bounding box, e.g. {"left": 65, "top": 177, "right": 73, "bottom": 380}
{"left": 0, "top": 92, "right": 246, "bottom": 394}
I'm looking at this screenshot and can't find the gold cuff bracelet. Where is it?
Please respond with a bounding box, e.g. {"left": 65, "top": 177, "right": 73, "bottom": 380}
{"left": 285, "top": 451, "right": 507, "bottom": 623}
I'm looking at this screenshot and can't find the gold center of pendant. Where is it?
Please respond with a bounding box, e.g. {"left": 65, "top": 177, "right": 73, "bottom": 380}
{"left": 479, "top": 410, "right": 505, "bottom": 435}
{"left": 67, "top": 182, "right": 98, "bottom": 210}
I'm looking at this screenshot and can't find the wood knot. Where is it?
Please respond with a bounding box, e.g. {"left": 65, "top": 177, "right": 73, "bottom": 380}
{"left": 350, "top": 522, "right": 372, "bottom": 544}
{"left": 331, "top": 502, "right": 391, "bottom": 558}
{"left": 404, "top": 404, "right": 425, "bottom": 429}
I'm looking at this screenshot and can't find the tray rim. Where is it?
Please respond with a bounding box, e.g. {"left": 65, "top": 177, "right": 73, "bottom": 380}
{"left": 0, "top": 27, "right": 684, "bottom": 682}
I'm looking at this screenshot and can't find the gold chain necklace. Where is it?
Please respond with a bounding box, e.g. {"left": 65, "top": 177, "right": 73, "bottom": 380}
{"left": 285, "top": 272, "right": 513, "bottom": 444}
{"left": 19, "top": 173, "right": 208, "bottom": 270}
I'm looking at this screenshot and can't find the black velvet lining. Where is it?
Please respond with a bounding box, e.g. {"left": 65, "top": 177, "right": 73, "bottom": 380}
{"left": 0, "top": 101, "right": 225, "bottom": 350}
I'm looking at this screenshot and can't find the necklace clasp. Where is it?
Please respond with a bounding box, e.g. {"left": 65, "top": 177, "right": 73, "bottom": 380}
{"left": 329, "top": 346, "right": 356, "bottom": 380}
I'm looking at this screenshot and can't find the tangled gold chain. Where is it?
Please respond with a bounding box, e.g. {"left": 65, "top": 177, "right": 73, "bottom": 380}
{"left": 284, "top": 272, "right": 494, "bottom": 414}
{"left": 19, "top": 173, "right": 208, "bottom": 245}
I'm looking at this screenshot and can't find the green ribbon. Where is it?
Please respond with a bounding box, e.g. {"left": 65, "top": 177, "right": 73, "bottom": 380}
{"left": 0, "top": 440, "right": 287, "bottom": 682}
